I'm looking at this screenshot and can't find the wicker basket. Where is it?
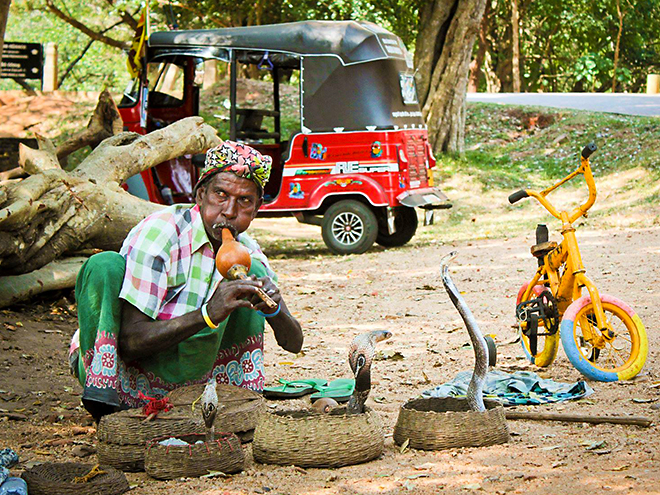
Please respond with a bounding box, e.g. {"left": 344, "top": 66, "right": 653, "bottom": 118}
{"left": 393, "top": 397, "right": 510, "bottom": 450}
{"left": 97, "top": 384, "right": 262, "bottom": 471}
{"left": 21, "top": 463, "right": 129, "bottom": 495}
{"left": 167, "top": 383, "right": 265, "bottom": 439}
{"left": 144, "top": 433, "right": 245, "bottom": 480}
{"left": 97, "top": 408, "right": 204, "bottom": 446}
{"left": 253, "top": 406, "right": 384, "bottom": 468}
{"left": 96, "top": 441, "right": 145, "bottom": 472}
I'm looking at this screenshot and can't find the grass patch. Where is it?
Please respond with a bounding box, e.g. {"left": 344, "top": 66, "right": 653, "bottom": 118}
{"left": 423, "top": 103, "right": 660, "bottom": 243}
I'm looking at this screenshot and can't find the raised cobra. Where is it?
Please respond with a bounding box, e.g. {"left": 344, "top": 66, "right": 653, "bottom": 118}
{"left": 201, "top": 379, "right": 218, "bottom": 442}
{"left": 440, "top": 252, "right": 488, "bottom": 412}
{"left": 347, "top": 330, "right": 392, "bottom": 414}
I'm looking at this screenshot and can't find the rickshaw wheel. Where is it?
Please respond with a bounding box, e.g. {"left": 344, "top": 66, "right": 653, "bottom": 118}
{"left": 322, "top": 200, "right": 378, "bottom": 255}
{"left": 376, "top": 206, "right": 418, "bottom": 247}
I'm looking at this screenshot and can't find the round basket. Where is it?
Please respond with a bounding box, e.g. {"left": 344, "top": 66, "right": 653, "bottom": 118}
{"left": 96, "top": 441, "right": 144, "bottom": 472}
{"left": 253, "top": 406, "right": 384, "bottom": 468}
{"left": 167, "top": 383, "right": 265, "bottom": 440}
{"left": 97, "top": 408, "right": 204, "bottom": 446}
{"left": 144, "top": 433, "right": 245, "bottom": 480}
{"left": 21, "top": 463, "right": 129, "bottom": 495}
{"left": 393, "top": 397, "right": 510, "bottom": 450}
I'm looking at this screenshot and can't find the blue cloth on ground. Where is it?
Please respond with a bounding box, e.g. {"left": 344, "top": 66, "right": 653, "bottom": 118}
{"left": 0, "top": 477, "right": 28, "bottom": 495}
{"left": 0, "top": 449, "right": 19, "bottom": 486}
{"left": 422, "top": 369, "right": 593, "bottom": 406}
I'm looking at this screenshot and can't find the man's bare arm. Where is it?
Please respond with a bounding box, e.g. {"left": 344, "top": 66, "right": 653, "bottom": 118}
{"left": 266, "top": 299, "right": 304, "bottom": 353}
{"left": 119, "top": 278, "right": 264, "bottom": 362}
{"left": 251, "top": 277, "right": 303, "bottom": 354}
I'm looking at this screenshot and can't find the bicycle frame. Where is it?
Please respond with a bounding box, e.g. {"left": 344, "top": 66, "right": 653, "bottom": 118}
{"left": 520, "top": 152, "right": 611, "bottom": 348}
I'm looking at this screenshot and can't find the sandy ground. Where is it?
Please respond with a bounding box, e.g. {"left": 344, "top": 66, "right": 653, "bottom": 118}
{"left": 0, "top": 220, "right": 658, "bottom": 495}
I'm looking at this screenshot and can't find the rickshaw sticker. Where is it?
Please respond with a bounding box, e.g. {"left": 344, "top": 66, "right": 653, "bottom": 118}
{"left": 370, "top": 141, "right": 383, "bottom": 158}
{"left": 288, "top": 182, "right": 305, "bottom": 199}
{"left": 295, "top": 168, "right": 331, "bottom": 176}
{"left": 331, "top": 161, "right": 393, "bottom": 174}
{"left": 310, "top": 143, "right": 327, "bottom": 160}
{"left": 323, "top": 178, "right": 363, "bottom": 188}
{"left": 399, "top": 73, "right": 419, "bottom": 105}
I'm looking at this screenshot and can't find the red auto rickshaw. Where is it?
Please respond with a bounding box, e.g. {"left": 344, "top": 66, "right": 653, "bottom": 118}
{"left": 118, "top": 20, "right": 450, "bottom": 254}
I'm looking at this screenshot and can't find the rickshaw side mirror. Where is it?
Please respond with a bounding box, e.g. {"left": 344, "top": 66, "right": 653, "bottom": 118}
{"left": 302, "top": 137, "right": 308, "bottom": 157}
{"left": 193, "top": 60, "right": 205, "bottom": 87}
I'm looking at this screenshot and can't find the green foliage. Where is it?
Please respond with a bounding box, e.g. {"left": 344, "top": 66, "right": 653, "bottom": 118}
{"left": 3, "top": 0, "right": 420, "bottom": 92}
{"left": 2, "top": 0, "right": 168, "bottom": 91}
{"left": 162, "top": 0, "right": 419, "bottom": 46}
{"left": 484, "top": 0, "right": 660, "bottom": 93}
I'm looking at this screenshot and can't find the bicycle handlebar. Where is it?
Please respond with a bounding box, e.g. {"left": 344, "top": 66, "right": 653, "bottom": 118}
{"left": 581, "top": 142, "right": 597, "bottom": 159}
{"left": 507, "top": 142, "right": 598, "bottom": 221}
{"left": 508, "top": 189, "right": 529, "bottom": 204}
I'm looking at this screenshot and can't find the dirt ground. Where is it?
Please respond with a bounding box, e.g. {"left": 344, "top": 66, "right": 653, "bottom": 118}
{"left": 0, "top": 219, "right": 658, "bottom": 495}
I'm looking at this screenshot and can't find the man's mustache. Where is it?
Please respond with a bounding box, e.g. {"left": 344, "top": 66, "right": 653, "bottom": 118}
{"left": 212, "top": 222, "right": 237, "bottom": 238}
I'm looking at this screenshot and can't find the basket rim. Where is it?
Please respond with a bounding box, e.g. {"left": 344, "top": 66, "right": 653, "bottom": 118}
{"left": 263, "top": 405, "right": 378, "bottom": 421}
{"left": 400, "top": 397, "right": 503, "bottom": 413}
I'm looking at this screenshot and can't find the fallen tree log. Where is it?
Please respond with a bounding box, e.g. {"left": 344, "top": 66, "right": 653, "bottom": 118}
{"left": 0, "top": 256, "right": 88, "bottom": 307}
{"left": 0, "top": 114, "right": 220, "bottom": 306}
{"left": 505, "top": 410, "right": 653, "bottom": 427}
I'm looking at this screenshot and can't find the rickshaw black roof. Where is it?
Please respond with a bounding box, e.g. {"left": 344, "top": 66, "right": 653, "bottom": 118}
{"left": 148, "top": 20, "right": 408, "bottom": 66}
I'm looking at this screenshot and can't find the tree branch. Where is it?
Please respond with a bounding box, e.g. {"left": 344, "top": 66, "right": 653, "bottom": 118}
{"left": 12, "top": 78, "right": 38, "bottom": 95}
{"left": 58, "top": 39, "right": 94, "bottom": 87}
{"left": 103, "top": 0, "right": 138, "bottom": 30}
{"left": 57, "top": 17, "right": 124, "bottom": 87}
{"left": 45, "top": 0, "right": 129, "bottom": 50}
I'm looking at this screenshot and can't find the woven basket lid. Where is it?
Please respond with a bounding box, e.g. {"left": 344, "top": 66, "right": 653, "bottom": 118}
{"left": 167, "top": 383, "right": 265, "bottom": 435}
{"left": 97, "top": 408, "right": 204, "bottom": 445}
{"left": 21, "top": 462, "right": 129, "bottom": 495}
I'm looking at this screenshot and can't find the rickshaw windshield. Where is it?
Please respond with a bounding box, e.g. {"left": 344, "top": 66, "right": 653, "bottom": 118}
{"left": 147, "top": 61, "right": 185, "bottom": 106}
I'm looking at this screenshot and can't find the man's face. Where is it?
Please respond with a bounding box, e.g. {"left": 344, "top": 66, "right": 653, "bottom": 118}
{"left": 196, "top": 172, "right": 262, "bottom": 247}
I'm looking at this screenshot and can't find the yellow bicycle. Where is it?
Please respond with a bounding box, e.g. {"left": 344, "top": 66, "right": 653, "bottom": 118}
{"left": 510, "top": 143, "right": 648, "bottom": 381}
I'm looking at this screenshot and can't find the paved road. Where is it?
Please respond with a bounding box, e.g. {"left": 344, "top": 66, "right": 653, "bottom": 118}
{"left": 466, "top": 92, "right": 660, "bottom": 117}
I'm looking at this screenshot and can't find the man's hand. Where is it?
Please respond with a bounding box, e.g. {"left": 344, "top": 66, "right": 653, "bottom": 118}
{"left": 120, "top": 277, "right": 265, "bottom": 362}
{"left": 249, "top": 276, "right": 282, "bottom": 315}
{"left": 206, "top": 278, "right": 264, "bottom": 324}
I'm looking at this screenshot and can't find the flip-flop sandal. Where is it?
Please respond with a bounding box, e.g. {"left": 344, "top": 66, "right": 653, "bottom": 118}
{"left": 310, "top": 378, "right": 355, "bottom": 403}
{"left": 263, "top": 378, "right": 328, "bottom": 399}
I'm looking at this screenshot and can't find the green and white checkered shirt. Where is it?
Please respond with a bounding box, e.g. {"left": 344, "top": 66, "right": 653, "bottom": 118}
{"left": 119, "top": 203, "right": 275, "bottom": 320}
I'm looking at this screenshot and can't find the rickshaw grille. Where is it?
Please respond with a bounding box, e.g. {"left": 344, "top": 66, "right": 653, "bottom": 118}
{"left": 406, "top": 138, "right": 428, "bottom": 185}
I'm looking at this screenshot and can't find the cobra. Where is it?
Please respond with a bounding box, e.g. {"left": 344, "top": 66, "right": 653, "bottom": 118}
{"left": 347, "top": 330, "right": 392, "bottom": 414}
{"left": 440, "top": 252, "right": 489, "bottom": 412}
{"left": 201, "top": 379, "right": 219, "bottom": 442}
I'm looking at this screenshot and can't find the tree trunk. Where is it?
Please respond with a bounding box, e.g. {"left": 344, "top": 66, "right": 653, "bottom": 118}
{"left": 511, "top": 0, "right": 521, "bottom": 93}
{"left": 468, "top": 2, "right": 490, "bottom": 93}
{"left": 0, "top": 0, "right": 11, "bottom": 61}
{"left": 612, "top": 0, "right": 626, "bottom": 93}
{"left": 415, "top": 0, "right": 488, "bottom": 154}
{"left": 0, "top": 116, "right": 220, "bottom": 278}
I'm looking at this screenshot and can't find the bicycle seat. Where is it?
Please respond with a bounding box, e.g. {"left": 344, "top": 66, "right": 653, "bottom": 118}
{"left": 531, "top": 241, "right": 557, "bottom": 258}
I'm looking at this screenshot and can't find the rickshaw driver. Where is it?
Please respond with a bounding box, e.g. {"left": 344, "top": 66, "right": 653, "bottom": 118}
{"left": 69, "top": 141, "right": 303, "bottom": 420}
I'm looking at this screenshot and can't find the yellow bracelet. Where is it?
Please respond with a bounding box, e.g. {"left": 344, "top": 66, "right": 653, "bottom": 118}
{"left": 201, "top": 303, "right": 218, "bottom": 329}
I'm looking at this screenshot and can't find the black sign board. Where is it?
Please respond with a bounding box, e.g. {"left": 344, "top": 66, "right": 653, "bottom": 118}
{"left": 1, "top": 42, "right": 43, "bottom": 80}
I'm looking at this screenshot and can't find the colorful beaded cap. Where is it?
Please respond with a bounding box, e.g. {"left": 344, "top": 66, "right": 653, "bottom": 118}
{"left": 197, "top": 140, "right": 272, "bottom": 190}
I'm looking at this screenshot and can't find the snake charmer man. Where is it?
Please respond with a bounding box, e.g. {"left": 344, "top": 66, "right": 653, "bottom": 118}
{"left": 69, "top": 141, "right": 303, "bottom": 420}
